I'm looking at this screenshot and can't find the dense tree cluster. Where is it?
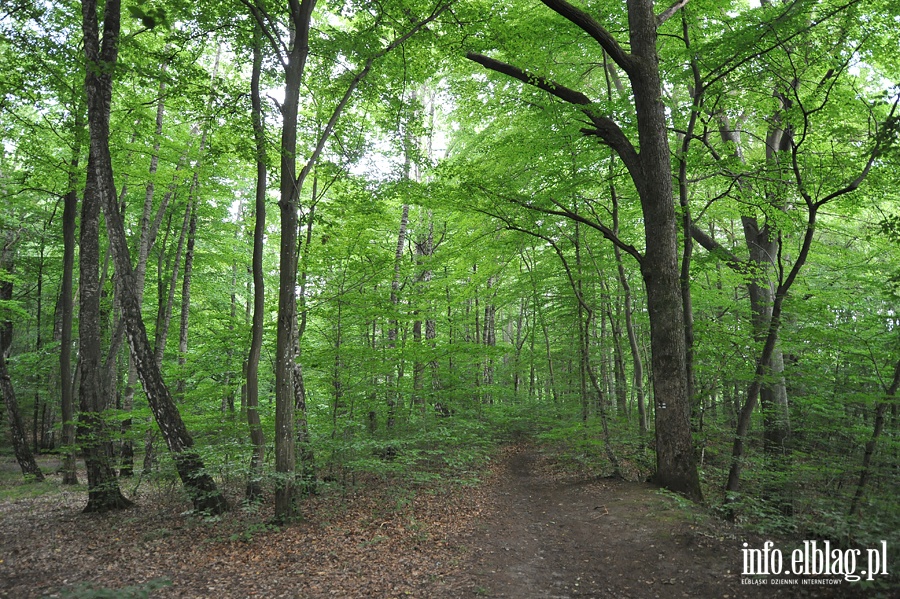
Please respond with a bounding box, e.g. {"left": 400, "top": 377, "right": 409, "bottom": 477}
{"left": 0, "top": 0, "right": 897, "bottom": 545}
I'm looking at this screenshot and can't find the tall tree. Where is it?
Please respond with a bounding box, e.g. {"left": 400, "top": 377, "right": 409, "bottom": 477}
{"left": 59, "top": 109, "right": 83, "bottom": 485}
{"left": 245, "top": 16, "right": 268, "bottom": 502}
{"left": 246, "top": 0, "right": 452, "bottom": 520}
{"left": 467, "top": 0, "right": 701, "bottom": 499}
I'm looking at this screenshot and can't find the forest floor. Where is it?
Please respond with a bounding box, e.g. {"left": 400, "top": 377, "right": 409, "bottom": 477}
{"left": 0, "top": 445, "right": 882, "bottom": 598}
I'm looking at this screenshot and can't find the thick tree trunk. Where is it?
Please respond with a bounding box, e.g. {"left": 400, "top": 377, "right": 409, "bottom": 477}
{"left": 272, "top": 0, "right": 317, "bottom": 522}
{"left": 624, "top": 0, "right": 700, "bottom": 500}
{"left": 80, "top": 151, "right": 131, "bottom": 512}
{"left": 470, "top": 0, "right": 701, "bottom": 498}
{"left": 81, "top": 0, "right": 227, "bottom": 515}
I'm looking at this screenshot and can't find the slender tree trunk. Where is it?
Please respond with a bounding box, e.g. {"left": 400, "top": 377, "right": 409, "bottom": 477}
{"left": 177, "top": 46, "right": 220, "bottom": 397}
{"left": 60, "top": 112, "right": 82, "bottom": 484}
{"left": 0, "top": 235, "right": 44, "bottom": 481}
{"left": 155, "top": 202, "right": 191, "bottom": 366}
{"left": 0, "top": 349, "right": 44, "bottom": 481}
{"left": 177, "top": 202, "right": 196, "bottom": 393}
{"left": 482, "top": 275, "right": 496, "bottom": 402}
{"left": 245, "top": 19, "right": 267, "bottom": 502}
{"left": 611, "top": 186, "right": 645, "bottom": 436}
{"left": 119, "top": 64, "right": 174, "bottom": 477}
{"left": 386, "top": 204, "right": 410, "bottom": 429}
{"left": 523, "top": 250, "right": 559, "bottom": 405}
{"left": 849, "top": 359, "right": 898, "bottom": 516}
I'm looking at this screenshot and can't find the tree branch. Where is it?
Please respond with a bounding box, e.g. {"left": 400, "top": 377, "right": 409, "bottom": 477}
{"left": 656, "top": 0, "right": 690, "bottom": 26}
{"left": 814, "top": 95, "right": 900, "bottom": 208}
{"left": 539, "top": 0, "right": 635, "bottom": 75}
{"left": 689, "top": 224, "right": 748, "bottom": 273}
{"left": 295, "top": 1, "right": 453, "bottom": 192}
{"left": 465, "top": 52, "right": 642, "bottom": 181}
{"left": 466, "top": 52, "right": 592, "bottom": 105}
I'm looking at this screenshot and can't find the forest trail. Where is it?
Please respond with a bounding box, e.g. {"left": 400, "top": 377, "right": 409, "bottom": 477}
{"left": 0, "top": 447, "right": 864, "bottom": 598}
{"left": 454, "top": 446, "right": 850, "bottom": 599}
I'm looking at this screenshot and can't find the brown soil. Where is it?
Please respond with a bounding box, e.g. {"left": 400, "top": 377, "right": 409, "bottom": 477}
{"left": 453, "top": 446, "right": 865, "bottom": 598}
{"left": 0, "top": 446, "right": 883, "bottom": 598}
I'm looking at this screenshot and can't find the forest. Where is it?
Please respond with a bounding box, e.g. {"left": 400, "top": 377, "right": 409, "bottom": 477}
{"left": 0, "top": 0, "right": 898, "bottom": 596}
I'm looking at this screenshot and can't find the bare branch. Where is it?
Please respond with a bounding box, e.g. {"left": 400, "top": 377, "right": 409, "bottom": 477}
{"left": 657, "top": 0, "right": 690, "bottom": 26}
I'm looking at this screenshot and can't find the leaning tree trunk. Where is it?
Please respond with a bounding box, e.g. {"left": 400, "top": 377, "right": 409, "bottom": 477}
{"left": 81, "top": 0, "right": 227, "bottom": 514}
{"left": 849, "top": 358, "right": 898, "bottom": 516}
{"left": 0, "top": 237, "right": 44, "bottom": 481}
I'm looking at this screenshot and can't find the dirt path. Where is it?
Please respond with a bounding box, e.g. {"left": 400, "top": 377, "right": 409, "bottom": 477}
{"left": 454, "top": 447, "right": 858, "bottom": 598}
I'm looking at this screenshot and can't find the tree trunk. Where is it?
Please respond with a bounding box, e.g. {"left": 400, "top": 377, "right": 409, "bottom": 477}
{"left": 177, "top": 46, "right": 220, "bottom": 398}
{"left": 80, "top": 149, "right": 131, "bottom": 512}
{"left": 245, "top": 18, "right": 267, "bottom": 502}
{"left": 60, "top": 110, "right": 83, "bottom": 485}
{"left": 81, "top": 0, "right": 227, "bottom": 515}
{"left": 469, "top": 0, "right": 701, "bottom": 498}
{"left": 849, "top": 359, "right": 898, "bottom": 516}
{"left": 386, "top": 204, "right": 410, "bottom": 429}
{"left": 271, "top": 0, "right": 317, "bottom": 523}
{"left": 119, "top": 63, "right": 174, "bottom": 477}
{"left": 155, "top": 201, "right": 191, "bottom": 366}
{"left": 0, "top": 235, "right": 44, "bottom": 481}
{"left": 624, "top": 0, "right": 700, "bottom": 500}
